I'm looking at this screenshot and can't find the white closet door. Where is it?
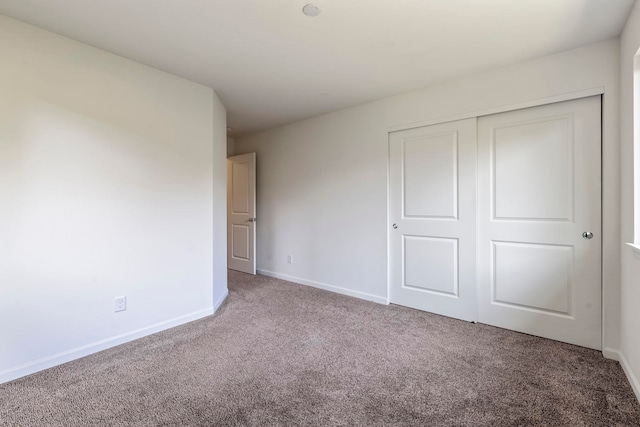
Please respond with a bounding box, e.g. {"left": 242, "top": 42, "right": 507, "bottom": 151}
{"left": 477, "top": 96, "right": 602, "bottom": 349}
{"left": 389, "top": 118, "right": 477, "bottom": 322}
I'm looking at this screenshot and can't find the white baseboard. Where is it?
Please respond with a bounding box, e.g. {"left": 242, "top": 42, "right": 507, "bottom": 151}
{"left": 603, "top": 347, "right": 621, "bottom": 361}
{"left": 619, "top": 351, "right": 640, "bottom": 403}
{"left": 257, "top": 269, "right": 389, "bottom": 305}
{"left": 213, "top": 288, "right": 229, "bottom": 311}
{"left": 0, "top": 308, "right": 214, "bottom": 385}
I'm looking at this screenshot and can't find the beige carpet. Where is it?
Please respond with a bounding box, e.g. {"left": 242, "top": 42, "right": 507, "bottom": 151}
{"left": 1, "top": 270, "right": 639, "bottom": 426}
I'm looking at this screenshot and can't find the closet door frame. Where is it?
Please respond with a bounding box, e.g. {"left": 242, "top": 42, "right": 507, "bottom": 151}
{"left": 386, "top": 89, "right": 608, "bottom": 352}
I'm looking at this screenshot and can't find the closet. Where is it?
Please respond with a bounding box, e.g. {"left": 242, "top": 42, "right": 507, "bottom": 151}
{"left": 389, "top": 96, "right": 602, "bottom": 350}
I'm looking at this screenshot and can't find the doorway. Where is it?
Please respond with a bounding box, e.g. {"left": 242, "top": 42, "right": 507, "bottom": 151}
{"left": 227, "top": 152, "right": 257, "bottom": 274}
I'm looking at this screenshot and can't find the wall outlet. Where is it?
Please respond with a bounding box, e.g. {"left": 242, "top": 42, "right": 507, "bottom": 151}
{"left": 287, "top": 254, "right": 293, "bottom": 264}
{"left": 114, "top": 296, "right": 127, "bottom": 312}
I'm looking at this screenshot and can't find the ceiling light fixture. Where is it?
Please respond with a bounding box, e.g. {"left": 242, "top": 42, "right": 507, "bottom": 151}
{"left": 302, "top": 4, "right": 321, "bottom": 17}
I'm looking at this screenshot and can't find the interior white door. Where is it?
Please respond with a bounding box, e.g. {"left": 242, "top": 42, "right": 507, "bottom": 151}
{"left": 477, "top": 96, "right": 602, "bottom": 349}
{"left": 389, "top": 118, "right": 477, "bottom": 321}
{"left": 227, "top": 153, "right": 256, "bottom": 274}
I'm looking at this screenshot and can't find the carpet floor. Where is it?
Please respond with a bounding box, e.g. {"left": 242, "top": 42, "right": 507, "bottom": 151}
{"left": 1, "top": 270, "right": 639, "bottom": 426}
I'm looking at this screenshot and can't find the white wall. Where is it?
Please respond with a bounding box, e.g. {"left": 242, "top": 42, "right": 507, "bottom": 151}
{"left": 619, "top": 2, "right": 640, "bottom": 400}
{"left": 213, "top": 102, "right": 229, "bottom": 311}
{"left": 236, "top": 40, "right": 621, "bottom": 352}
{"left": 227, "top": 137, "right": 235, "bottom": 157}
{"left": 0, "top": 15, "right": 227, "bottom": 383}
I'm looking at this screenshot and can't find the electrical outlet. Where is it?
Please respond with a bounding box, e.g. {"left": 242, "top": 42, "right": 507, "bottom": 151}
{"left": 287, "top": 254, "right": 293, "bottom": 264}
{"left": 115, "top": 296, "right": 127, "bottom": 312}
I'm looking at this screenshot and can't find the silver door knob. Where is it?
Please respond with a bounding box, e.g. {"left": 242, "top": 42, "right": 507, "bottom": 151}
{"left": 248, "top": 218, "right": 256, "bottom": 222}
{"left": 582, "top": 231, "right": 593, "bottom": 239}
{"left": 392, "top": 224, "right": 398, "bottom": 229}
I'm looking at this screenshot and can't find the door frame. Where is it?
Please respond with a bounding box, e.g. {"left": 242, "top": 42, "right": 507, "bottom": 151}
{"left": 386, "top": 89, "right": 608, "bottom": 352}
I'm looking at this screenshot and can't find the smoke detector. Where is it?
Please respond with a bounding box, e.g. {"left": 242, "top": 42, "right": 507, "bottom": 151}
{"left": 302, "top": 4, "right": 321, "bottom": 17}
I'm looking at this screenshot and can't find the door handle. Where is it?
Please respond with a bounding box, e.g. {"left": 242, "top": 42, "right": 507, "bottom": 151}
{"left": 248, "top": 218, "right": 257, "bottom": 222}
{"left": 582, "top": 231, "right": 593, "bottom": 239}
{"left": 392, "top": 224, "right": 398, "bottom": 229}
